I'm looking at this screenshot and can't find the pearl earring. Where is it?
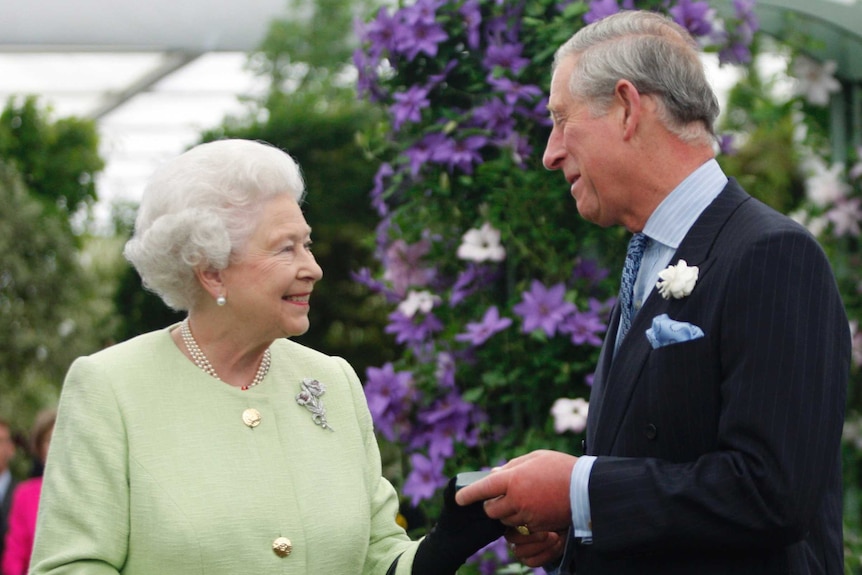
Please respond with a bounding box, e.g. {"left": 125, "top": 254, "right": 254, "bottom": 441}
{"left": 216, "top": 295, "right": 227, "bottom": 306}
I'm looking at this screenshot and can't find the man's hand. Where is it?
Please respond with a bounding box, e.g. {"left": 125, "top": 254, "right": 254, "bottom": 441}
{"left": 454, "top": 450, "right": 577, "bottom": 533}
{"left": 506, "top": 528, "right": 567, "bottom": 568}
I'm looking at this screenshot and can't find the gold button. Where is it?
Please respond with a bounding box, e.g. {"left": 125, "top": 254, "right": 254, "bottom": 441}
{"left": 242, "top": 408, "right": 262, "bottom": 428}
{"left": 273, "top": 536, "right": 292, "bottom": 557}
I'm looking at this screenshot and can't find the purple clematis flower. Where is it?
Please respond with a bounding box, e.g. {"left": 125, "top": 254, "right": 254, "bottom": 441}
{"left": 486, "top": 76, "right": 543, "bottom": 106}
{"left": 559, "top": 309, "right": 607, "bottom": 347}
{"left": 459, "top": 0, "right": 482, "bottom": 50}
{"left": 396, "top": 20, "right": 449, "bottom": 61}
{"left": 370, "top": 162, "right": 393, "bottom": 217}
{"left": 431, "top": 134, "right": 488, "bottom": 174}
{"left": 670, "top": 0, "right": 714, "bottom": 38}
{"left": 403, "top": 452, "right": 447, "bottom": 506}
{"left": 718, "top": 133, "right": 737, "bottom": 156}
{"left": 470, "top": 97, "right": 516, "bottom": 137}
{"left": 513, "top": 280, "right": 577, "bottom": 337}
{"left": 385, "top": 310, "right": 444, "bottom": 346}
{"left": 353, "top": 48, "right": 382, "bottom": 102}
{"left": 436, "top": 351, "right": 457, "bottom": 389}
{"left": 450, "top": 263, "right": 500, "bottom": 306}
{"left": 584, "top": 0, "right": 622, "bottom": 24}
{"left": 400, "top": 0, "right": 443, "bottom": 25}
{"left": 467, "top": 538, "right": 513, "bottom": 574}
{"left": 719, "top": 0, "right": 758, "bottom": 64}
{"left": 364, "top": 7, "right": 403, "bottom": 57}
{"left": 415, "top": 391, "right": 475, "bottom": 458}
{"left": 364, "top": 363, "right": 416, "bottom": 441}
{"left": 483, "top": 43, "right": 530, "bottom": 75}
{"left": 390, "top": 85, "right": 430, "bottom": 131}
{"left": 383, "top": 238, "right": 436, "bottom": 296}
{"left": 455, "top": 306, "right": 513, "bottom": 346}
{"left": 404, "top": 132, "right": 447, "bottom": 177}
{"left": 571, "top": 258, "right": 610, "bottom": 286}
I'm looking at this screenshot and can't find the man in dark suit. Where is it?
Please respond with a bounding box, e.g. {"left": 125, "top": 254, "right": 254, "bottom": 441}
{"left": 0, "top": 418, "right": 18, "bottom": 562}
{"left": 456, "top": 10, "right": 849, "bottom": 574}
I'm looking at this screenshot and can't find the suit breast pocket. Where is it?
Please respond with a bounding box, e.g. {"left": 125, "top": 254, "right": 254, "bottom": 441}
{"left": 639, "top": 335, "right": 722, "bottom": 457}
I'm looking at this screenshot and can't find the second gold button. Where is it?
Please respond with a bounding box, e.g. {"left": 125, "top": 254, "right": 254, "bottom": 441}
{"left": 273, "top": 536, "right": 292, "bottom": 557}
{"left": 242, "top": 408, "right": 262, "bottom": 428}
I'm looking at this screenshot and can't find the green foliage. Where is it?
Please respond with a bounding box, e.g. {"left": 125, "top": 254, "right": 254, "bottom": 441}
{"left": 0, "top": 96, "right": 103, "bottom": 221}
{"left": 252, "top": 0, "right": 375, "bottom": 87}
{"left": 0, "top": 161, "right": 117, "bottom": 435}
{"left": 0, "top": 95, "right": 113, "bottom": 458}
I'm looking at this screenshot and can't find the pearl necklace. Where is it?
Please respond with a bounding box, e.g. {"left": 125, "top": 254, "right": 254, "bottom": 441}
{"left": 180, "top": 318, "right": 271, "bottom": 390}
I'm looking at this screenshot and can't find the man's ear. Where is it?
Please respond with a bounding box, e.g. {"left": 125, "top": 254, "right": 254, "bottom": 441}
{"left": 614, "top": 79, "right": 643, "bottom": 141}
{"left": 194, "top": 266, "right": 225, "bottom": 301}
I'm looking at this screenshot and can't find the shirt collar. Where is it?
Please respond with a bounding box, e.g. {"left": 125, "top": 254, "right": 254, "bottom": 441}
{"left": 643, "top": 158, "right": 728, "bottom": 249}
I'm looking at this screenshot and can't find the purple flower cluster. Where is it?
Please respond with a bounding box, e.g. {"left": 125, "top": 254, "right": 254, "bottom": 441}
{"left": 669, "top": 0, "right": 715, "bottom": 38}
{"left": 718, "top": 0, "right": 759, "bottom": 65}
{"left": 583, "top": 0, "right": 757, "bottom": 65}
{"left": 398, "top": 386, "right": 482, "bottom": 506}
{"left": 365, "top": 363, "right": 417, "bottom": 442}
{"left": 355, "top": 0, "right": 547, "bottom": 197}
{"left": 455, "top": 306, "right": 513, "bottom": 347}
{"left": 584, "top": 0, "right": 636, "bottom": 24}
{"left": 513, "top": 280, "right": 610, "bottom": 346}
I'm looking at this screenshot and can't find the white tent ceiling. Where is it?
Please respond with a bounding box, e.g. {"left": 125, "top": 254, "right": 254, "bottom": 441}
{"left": 6, "top": 0, "right": 855, "bottom": 229}
{"left": 0, "top": 0, "right": 288, "bottom": 228}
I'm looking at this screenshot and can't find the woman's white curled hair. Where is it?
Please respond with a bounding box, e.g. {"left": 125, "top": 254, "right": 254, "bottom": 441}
{"left": 123, "top": 139, "right": 306, "bottom": 311}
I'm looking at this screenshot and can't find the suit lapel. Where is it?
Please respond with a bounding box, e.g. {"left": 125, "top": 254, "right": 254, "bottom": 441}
{"left": 587, "top": 180, "right": 750, "bottom": 455}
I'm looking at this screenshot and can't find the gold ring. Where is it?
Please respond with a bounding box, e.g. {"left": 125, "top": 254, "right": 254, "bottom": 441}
{"left": 516, "top": 524, "right": 531, "bottom": 536}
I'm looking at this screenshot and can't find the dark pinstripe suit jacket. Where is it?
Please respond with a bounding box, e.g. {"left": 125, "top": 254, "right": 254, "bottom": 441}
{"left": 574, "top": 180, "right": 849, "bottom": 574}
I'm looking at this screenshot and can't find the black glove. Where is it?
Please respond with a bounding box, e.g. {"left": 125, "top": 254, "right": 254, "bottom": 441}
{"left": 410, "top": 476, "right": 506, "bottom": 575}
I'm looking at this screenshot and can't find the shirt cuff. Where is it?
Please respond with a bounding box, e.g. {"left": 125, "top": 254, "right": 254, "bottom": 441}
{"left": 570, "top": 455, "right": 596, "bottom": 539}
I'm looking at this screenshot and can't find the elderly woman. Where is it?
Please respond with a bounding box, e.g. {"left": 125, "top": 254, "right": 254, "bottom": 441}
{"left": 29, "top": 139, "right": 501, "bottom": 574}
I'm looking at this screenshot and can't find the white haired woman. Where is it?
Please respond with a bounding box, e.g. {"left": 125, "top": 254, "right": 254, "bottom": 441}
{"left": 29, "top": 139, "right": 502, "bottom": 575}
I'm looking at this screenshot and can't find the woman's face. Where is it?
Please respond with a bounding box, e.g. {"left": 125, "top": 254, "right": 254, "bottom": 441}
{"left": 220, "top": 195, "right": 323, "bottom": 340}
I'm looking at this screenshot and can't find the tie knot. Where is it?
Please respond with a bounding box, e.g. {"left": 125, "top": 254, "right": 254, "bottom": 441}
{"left": 627, "top": 232, "right": 648, "bottom": 260}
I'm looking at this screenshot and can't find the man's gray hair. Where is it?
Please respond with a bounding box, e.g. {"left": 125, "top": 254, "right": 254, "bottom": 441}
{"left": 553, "top": 10, "right": 720, "bottom": 145}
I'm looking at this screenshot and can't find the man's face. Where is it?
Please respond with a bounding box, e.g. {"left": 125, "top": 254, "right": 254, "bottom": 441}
{"left": 543, "top": 56, "right": 627, "bottom": 228}
{"left": 0, "top": 425, "right": 15, "bottom": 473}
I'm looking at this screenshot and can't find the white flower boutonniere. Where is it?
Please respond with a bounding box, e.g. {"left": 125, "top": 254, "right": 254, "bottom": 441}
{"left": 656, "top": 260, "right": 699, "bottom": 300}
{"left": 296, "top": 378, "right": 334, "bottom": 431}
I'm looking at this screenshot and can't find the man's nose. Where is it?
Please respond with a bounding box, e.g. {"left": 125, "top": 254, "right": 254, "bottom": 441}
{"left": 542, "top": 127, "right": 564, "bottom": 171}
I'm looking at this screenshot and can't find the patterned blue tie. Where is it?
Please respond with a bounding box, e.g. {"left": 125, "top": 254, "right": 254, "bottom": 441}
{"left": 618, "top": 232, "right": 648, "bottom": 344}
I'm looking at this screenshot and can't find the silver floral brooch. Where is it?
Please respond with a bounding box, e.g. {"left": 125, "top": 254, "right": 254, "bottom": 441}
{"left": 296, "top": 378, "right": 334, "bottom": 431}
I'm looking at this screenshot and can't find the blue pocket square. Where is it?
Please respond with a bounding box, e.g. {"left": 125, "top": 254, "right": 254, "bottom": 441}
{"left": 645, "top": 313, "right": 704, "bottom": 349}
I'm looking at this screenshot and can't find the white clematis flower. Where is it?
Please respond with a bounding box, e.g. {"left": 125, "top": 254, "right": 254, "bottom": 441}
{"left": 656, "top": 260, "right": 699, "bottom": 300}
{"left": 456, "top": 222, "right": 506, "bottom": 262}
{"left": 791, "top": 56, "right": 841, "bottom": 107}
{"left": 551, "top": 397, "right": 589, "bottom": 434}
{"left": 398, "top": 290, "right": 440, "bottom": 317}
